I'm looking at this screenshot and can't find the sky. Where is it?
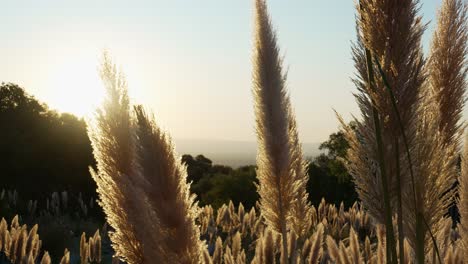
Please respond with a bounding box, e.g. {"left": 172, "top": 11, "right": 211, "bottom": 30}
{"left": 2, "top": 0, "right": 463, "bottom": 144}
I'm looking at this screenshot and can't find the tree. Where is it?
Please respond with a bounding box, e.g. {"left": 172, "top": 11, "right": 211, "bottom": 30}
{"left": 307, "top": 122, "right": 358, "bottom": 207}
{"left": 0, "top": 83, "right": 95, "bottom": 199}
{"left": 182, "top": 154, "right": 213, "bottom": 183}
{"left": 191, "top": 166, "right": 259, "bottom": 209}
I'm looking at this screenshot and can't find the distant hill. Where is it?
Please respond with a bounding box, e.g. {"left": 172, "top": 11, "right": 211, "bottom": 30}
{"left": 175, "top": 138, "right": 322, "bottom": 167}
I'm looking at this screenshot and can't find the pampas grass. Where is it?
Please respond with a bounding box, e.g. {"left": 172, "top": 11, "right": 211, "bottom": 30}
{"left": 289, "top": 117, "right": 313, "bottom": 241}
{"left": 430, "top": 4, "right": 468, "bottom": 258}
{"left": 252, "top": 0, "right": 312, "bottom": 262}
{"left": 459, "top": 136, "right": 468, "bottom": 259}
{"left": 0, "top": 214, "right": 90, "bottom": 264}
{"left": 252, "top": 0, "right": 294, "bottom": 241}
{"left": 401, "top": 91, "right": 458, "bottom": 259}
{"left": 88, "top": 53, "right": 204, "bottom": 263}
{"left": 87, "top": 53, "right": 144, "bottom": 264}
{"left": 348, "top": 0, "right": 425, "bottom": 226}
{"left": 133, "top": 105, "right": 204, "bottom": 263}
{"left": 340, "top": 0, "right": 462, "bottom": 262}
{"left": 429, "top": 0, "right": 467, "bottom": 148}
{"left": 3, "top": 0, "right": 466, "bottom": 263}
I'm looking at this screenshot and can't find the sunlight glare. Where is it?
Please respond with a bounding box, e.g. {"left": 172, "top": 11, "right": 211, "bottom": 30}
{"left": 47, "top": 55, "right": 105, "bottom": 117}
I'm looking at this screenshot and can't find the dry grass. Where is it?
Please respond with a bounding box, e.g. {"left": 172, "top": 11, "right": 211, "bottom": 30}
{"left": 88, "top": 54, "right": 205, "bottom": 263}
{"left": 459, "top": 135, "right": 468, "bottom": 259}
{"left": 429, "top": 0, "right": 467, "bottom": 148}
{"left": 1, "top": 0, "right": 466, "bottom": 263}
{"left": 252, "top": 0, "right": 312, "bottom": 262}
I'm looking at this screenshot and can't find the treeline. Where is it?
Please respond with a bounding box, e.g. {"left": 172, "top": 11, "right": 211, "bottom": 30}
{"left": 0, "top": 82, "right": 357, "bottom": 208}
{"left": 184, "top": 128, "right": 358, "bottom": 209}
{"left": 0, "top": 83, "right": 96, "bottom": 199}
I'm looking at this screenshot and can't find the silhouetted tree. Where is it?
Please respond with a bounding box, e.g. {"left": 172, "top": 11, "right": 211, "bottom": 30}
{"left": 0, "top": 83, "right": 95, "bottom": 199}
{"left": 182, "top": 154, "right": 213, "bottom": 183}
{"left": 307, "top": 122, "right": 358, "bottom": 207}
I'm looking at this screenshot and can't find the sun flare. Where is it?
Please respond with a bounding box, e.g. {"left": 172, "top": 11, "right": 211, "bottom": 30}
{"left": 47, "top": 54, "right": 105, "bottom": 117}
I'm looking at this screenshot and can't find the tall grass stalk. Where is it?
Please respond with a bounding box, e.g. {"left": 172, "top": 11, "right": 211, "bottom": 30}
{"left": 429, "top": 0, "right": 467, "bottom": 148}
{"left": 87, "top": 53, "right": 144, "bottom": 264}
{"left": 364, "top": 48, "right": 398, "bottom": 264}
{"left": 460, "top": 136, "right": 468, "bottom": 259}
{"left": 347, "top": 0, "right": 433, "bottom": 262}
{"left": 394, "top": 136, "right": 404, "bottom": 264}
{"left": 346, "top": 0, "right": 426, "bottom": 234}
{"left": 133, "top": 106, "right": 204, "bottom": 263}
{"left": 88, "top": 53, "right": 204, "bottom": 263}
{"left": 252, "top": 0, "right": 312, "bottom": 262}
{"left": 374, "top": 56, "right": 443, "bottom": 264}
{"left": 431, "top": 0, "right": 467, "bottom": 260}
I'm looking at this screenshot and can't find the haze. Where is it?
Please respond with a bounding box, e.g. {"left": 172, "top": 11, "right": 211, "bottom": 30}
{"left": 2, "top": 0, "right": 463, "bottom": 148}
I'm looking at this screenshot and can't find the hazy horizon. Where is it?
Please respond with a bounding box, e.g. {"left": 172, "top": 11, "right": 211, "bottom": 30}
{"left": 174, "top": 138, "right": 322, "bottom": 167}
{"left": 2, "top": 0, "right": 466, "bottom": 145}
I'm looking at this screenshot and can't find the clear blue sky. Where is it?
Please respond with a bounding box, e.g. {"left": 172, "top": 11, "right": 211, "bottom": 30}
{"left": 2, "top": 0, "right": 462, "bottom": 143}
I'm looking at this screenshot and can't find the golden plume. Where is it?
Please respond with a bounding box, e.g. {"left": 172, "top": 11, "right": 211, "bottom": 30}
{"left": 252, "top": 0, "right": 312, "bottom": 262}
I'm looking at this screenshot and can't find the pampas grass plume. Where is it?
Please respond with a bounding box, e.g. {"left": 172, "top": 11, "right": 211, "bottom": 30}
{"left": 429, "top": 0, "right": 467, "bottom": 147}
{"left": 252, "top": 0, "right": 313, "bottom": 261}
{"left": 459, "top": 135, "right": 468, "bottom": 258}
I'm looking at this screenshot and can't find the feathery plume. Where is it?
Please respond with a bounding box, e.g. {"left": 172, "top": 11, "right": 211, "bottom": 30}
{"left": 301, "top": 238, "right": 311, "bottom": 262}
{"left": 253, "top": 0, "right": 311, "bottom": 261}
{"left": 133, "top": 105, "right": 204, "bottom": 263}
{"left": 87, "top": 53, "right": 144, "bottom": 264}
{"left": 376, "top": 225, "right": 386, "bottom": 264}
{"left": 92, "top": 230, "right": 102, "bottom": 263}
{"left": 13, "top": 228, "right": 27, "bottom": 263}
{"left": 289, "top": 117, "right": 313, "bottom": 240}
{"left": 59, "top": 249, "right": 70, "bottom": 264}
{"left": 213, "top": 237, "right": 223, "bottom": 264}
{"left": 345, "top": 0, "right": 430, "bottom": 261}
{"left": 401, "top": 85, "right": 458, "bottom": 256}
{"left": 252, "top": 236, "right": 264, "bottom": 264}
{"left": 363, "top": 237, "right": 371, "bottom": 263}
{"left": 40, "top": 252, "right": 51, "bottom": 264}
{"left": 429, "top": 0, "right": 467, "bottom": 148}
{"left": 89, "top": 53, "right": 205, "bottom": 263}
{"left": 459, "top": 135, "right": 468, "bottom": 259}
{"left": 80, "top": 232, "right": 89, "bottom": 264}
{"left": 348, "top": 228, "right": 361, "bottom": 264}
{"left": 431, "top": 1, "right": 468, "bottom": 257}
{"left": 25, "top": 224, "right": 39, "bottom": 260}
{"left": 202, "top": 247, "right": 212, "bottom": 264}
{"left": 231, "top": 232, "right": 241, "bottom": 258}
{"left": 403, "top": 239, "right": 413, "bottom": 264}
{"left": 338, "top": 241, "right": 350, "bottom": 264}
{"left": 325, "top": 236, "right": 341, "bottom": 264}
{"left": 224, "top": 247, "right": 234, "bottom": 264}
{"left": 347, "top": 0, "right": 425, "bottom": 225}
{"left": 262, "top": 229, "right": 276, "bottom": 264}
{"left": 0, "top": 219, "right": 6, "bottom": 253}
{"left": 307, "top": 224, "right": 324, "bottom": 264}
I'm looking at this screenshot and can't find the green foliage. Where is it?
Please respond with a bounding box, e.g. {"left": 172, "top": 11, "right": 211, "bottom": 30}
{"left": 307, "top": 157, "right": 358, "bottom": 208}
{"left": 191, "top": 166, "right": 259, "bottom": 209}
{"left": 308, "top": 123, "right": 358, "bottom": 207}
{"left": 318, "top": 125, "right": 352, "bottom": 160}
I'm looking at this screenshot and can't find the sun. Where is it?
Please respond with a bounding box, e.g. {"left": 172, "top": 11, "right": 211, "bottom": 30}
{"left": 47, "top": 54, "right": 105, "bottom": 118}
